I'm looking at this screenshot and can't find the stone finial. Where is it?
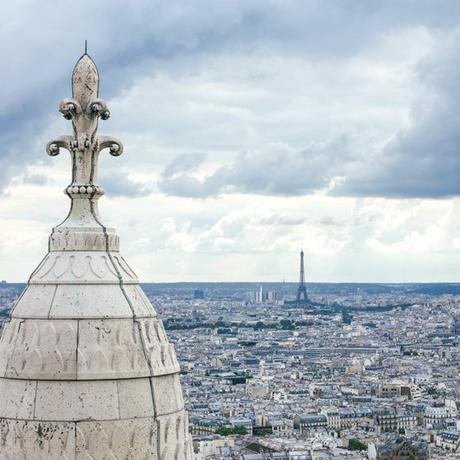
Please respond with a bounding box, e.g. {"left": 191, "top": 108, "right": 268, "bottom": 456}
{"left": 0, "top": 51, "right": 193, "bottom": 459}
{"left": 0, "top": 53, "right": 193, "bottom": 460}
{"left": 46, "top": 53, "right": 123, "bottom": 198}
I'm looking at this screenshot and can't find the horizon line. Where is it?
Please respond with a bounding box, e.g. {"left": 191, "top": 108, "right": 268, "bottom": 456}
{"left": 2, "top": 280, "right": 460, "bottom": 285}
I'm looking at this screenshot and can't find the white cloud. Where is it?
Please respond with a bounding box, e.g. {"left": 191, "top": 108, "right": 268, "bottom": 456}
{"left": 2, "top": 2, "right": 460, "bottom": 281}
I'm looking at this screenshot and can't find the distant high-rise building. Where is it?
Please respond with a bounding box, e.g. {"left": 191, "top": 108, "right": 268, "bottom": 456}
{"left": 247, "top": 286, "right": 264, "bottom": 303}
{"left": 246, "top": 286, "right": 280, "bottom": 304}
{"left": 265, "top": 290, "right": 280, "bottom": 303}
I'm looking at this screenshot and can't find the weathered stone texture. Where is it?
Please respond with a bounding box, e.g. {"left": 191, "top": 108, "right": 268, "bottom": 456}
{"left": 0, "top": 52, "right": 191, "bottom": 459}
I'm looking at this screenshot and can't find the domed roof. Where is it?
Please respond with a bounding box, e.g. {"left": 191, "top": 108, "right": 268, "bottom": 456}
{"left": 0, "top": 51, "right": 192, "bottom": 459}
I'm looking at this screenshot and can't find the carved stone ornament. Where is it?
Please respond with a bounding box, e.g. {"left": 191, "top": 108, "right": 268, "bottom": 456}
{"left": 0, "top": 52, "right": 193, "bottom": 459}
{"left": 46, "top": 54, "right": 123, "bottom": 195}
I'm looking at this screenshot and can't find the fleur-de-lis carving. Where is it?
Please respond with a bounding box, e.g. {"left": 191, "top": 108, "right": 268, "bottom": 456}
{"left": 46, "top": 53, "right": 123, "bottom": 197}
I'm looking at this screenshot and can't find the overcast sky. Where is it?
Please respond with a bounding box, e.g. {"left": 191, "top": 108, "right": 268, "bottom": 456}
{"left": 2, "top": 0, "right": 460, "bottom": 282}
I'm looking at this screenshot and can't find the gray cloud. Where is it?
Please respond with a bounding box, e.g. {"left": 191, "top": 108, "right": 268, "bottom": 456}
{"left": 259, "top": 215, "right": 305, "bottom": 226}
{"left": 158, "top": 136, "right": 352, "bottom": 197}
{"left": 339, "top": 29, "right": 460, "bottom": 198}
{"left": 22, "top": 173, "right": 49, "bottom": 186}
{"left": 157, "top": 24, "right": 460, "bottom": 200}
{"left": 163, "top": 153, "right": 207, "bottom": 177}
{"left": 4, "top": 0, "right": 460, "bottom": 199}
{"left": 99, "top": 169, "right": 151, "bottom": 198}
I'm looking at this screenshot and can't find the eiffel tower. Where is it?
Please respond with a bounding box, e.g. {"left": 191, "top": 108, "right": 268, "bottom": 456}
{"left": 296, "top": 250, "right": 309, "bottom": 303}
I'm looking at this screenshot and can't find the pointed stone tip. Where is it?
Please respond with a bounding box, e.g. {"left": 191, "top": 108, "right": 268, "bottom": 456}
{"left": 73, "top": 53, "right": 98, "bottom": 74}
{"left": 72, "top": 53, "right": 100, "bottom": 105}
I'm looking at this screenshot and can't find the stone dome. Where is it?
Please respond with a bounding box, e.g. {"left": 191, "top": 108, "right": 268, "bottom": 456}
{"left": 0, "top": 52, "right": 192, "bottom": 459}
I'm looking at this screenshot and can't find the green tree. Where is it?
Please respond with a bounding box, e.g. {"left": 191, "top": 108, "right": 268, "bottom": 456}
{"left": 233, "top": 426, "right": 248, "bottom": 435}
{"left": 280, "top": 319, "right": 295, "bottom": 330}
{"left": 215, "top": 427, "right": 231, "bottom": 436}
{"left": 348, "top": 439, "right": 367, "bottom": 451}
{"left": 215, "top": 426, "right": 248, "bottom": 436}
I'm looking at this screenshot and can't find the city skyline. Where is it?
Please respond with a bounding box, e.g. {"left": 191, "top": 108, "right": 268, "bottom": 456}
{"left": 3, "top": 2, "right": 460, "bottom": 282}
{"left": 1, "top": 3, "right": 459, "bottom": 459}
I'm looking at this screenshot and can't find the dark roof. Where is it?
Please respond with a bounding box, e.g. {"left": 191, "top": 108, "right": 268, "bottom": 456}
{"left": 300, "top": 415, "right": 327, "bottom": 424}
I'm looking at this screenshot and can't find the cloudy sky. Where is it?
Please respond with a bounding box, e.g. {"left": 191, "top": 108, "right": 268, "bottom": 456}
{"left": 2, "top": 0, "right": 460, "bottom": 282}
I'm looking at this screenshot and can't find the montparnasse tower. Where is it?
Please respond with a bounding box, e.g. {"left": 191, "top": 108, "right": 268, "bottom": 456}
{"left": 0, "top": 50, "right": 192, "bottom": 459}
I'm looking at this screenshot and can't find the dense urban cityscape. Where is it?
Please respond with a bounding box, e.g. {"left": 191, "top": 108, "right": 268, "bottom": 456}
{"left": 1, "top": 272, "right": 458, "bottom": 459}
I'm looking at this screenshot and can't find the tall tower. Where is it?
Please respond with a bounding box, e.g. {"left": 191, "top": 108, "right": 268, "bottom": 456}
{"left": 0, "top": 52, "right": 192, "bottom": 459}
{"left": 296, "top": 250, "right": 308, "bottom": 302}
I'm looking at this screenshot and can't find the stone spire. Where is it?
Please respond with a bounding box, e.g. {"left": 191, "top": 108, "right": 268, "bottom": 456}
{"left": 0, "top": 52, "right": 192, "bottom": 459}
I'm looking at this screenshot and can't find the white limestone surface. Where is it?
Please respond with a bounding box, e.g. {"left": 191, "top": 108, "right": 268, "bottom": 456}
{"left": 0, "top": 53, "right": 193, "bottom": 459}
